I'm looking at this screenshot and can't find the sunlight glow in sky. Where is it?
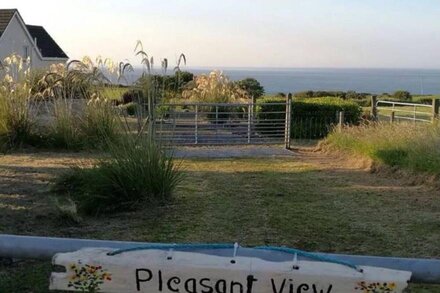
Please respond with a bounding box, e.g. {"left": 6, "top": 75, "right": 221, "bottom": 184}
{"left": 3, "top": 0, "right": 440, "bottom": 68}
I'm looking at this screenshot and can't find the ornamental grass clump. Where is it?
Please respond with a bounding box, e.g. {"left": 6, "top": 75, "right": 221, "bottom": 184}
{"left": 325, "top": 122, "right": 440, "bottom": 174}
{"left": 0, "top": 54, "right": 39, "bottom": 150}
{"left": 80, "top": 97, "right": 120, "bottom": 149}
{"left": 49, "top": 98, "right": 82, "bottom": 150}
{"left": 54, "top": 135, "right": 183, "bottom": 215}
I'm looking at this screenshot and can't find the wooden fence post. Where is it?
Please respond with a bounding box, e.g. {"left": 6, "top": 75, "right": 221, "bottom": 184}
{"left": 371, "top": 95, "right": 377, "bottom": 121}
{"left": 432, "top": 98, "right": 439, "bottom": 123}
{"left": 390, "top": 111, "right": 395, "bottom": 123}
{"left": 285, "top": 93, "right": 292, "bottom": 149}
{"left": 338, "top": 111, "right": 345, "bottom": 133}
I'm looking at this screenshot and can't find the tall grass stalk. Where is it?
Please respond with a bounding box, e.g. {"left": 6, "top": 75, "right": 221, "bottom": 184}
{"left": 80, "top": 98, "right": 120, "bottom": 148}
{"left": 325, "top": 122, "right": 440, "bottom": 174}
{"left": 0, "top": 86, "right": 37, "bottom": 149}
{"left": 49, "top": 98, "right": 82, "bottom": 149}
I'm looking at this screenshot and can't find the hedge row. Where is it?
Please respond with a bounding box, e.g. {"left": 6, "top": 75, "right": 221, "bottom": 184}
{"left": 257, "top": 97, "right": 362, "bottom": 139}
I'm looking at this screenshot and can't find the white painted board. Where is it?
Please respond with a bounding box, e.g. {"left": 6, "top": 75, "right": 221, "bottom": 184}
{"left": 50, "top": 248, "right": 411, "bottom": 293}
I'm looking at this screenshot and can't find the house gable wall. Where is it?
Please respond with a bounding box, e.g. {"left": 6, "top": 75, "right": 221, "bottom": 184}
{"left": 0, "top": 13, "right": 67, "bottom": 69}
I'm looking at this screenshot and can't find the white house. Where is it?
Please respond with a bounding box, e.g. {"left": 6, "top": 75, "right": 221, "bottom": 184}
{"left": 0, "top": 9, "right": 68, "bottom": 69}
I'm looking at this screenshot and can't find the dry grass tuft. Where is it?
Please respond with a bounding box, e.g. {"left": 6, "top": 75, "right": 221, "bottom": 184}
{"left": 324, "top": 121, "right": 440, "bottom": 175}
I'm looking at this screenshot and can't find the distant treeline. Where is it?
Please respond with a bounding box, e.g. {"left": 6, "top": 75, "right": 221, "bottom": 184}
{"left": 294, "top": 90, "right": 370, "bottom": 100}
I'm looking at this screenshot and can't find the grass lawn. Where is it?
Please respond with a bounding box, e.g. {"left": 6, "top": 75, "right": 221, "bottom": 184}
{"left": 0, "top": 151, "right": 439, "bottom": 292}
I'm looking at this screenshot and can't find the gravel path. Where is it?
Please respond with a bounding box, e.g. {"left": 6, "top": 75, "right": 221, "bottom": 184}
{"left": 172, "top": 145, "right": 295, "bottom": 158}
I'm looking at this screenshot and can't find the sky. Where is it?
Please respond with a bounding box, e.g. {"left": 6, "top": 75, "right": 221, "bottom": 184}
{"left": 3, "top": 0, "right": 440, "bottom": 69}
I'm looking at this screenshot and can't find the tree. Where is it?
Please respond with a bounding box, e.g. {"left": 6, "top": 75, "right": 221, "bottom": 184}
{"left": 392, "top": 90, "right": 412, "bottom": 101}
{"left": 235, "top": 78, "right": 265, "bottom": 99}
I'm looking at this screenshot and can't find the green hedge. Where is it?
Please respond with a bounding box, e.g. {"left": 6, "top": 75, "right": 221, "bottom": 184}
{"left": 257, "top": 97, "right": 362, "bottom": 139}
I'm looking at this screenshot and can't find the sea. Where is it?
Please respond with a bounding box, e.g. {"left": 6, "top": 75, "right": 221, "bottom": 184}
{"left": 185, "top": 68, "right": 440, "bottom": 95}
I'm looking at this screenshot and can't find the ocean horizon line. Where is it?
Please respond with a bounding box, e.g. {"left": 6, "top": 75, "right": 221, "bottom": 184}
{"left": 130, "top": 66, "right": 440, "bottom": 73}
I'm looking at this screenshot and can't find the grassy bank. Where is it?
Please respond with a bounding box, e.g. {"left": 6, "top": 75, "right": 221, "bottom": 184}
{"left": 325, "top": 122, "right": 440, "bottom": 175}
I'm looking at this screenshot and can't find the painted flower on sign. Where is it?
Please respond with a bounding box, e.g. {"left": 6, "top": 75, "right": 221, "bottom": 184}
{"left": 68, "top": 263, "right": 111, "bottom": 293}
{"left": 355, "top": 281, "right": 397, "bottom": 293}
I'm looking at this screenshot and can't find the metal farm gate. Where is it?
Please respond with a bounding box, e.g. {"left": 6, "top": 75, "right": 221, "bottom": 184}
{"left": 154, "top": 101, "right": 291, "bottom": 146}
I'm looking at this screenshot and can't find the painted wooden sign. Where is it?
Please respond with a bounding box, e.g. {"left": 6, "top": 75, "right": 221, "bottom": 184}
{"left": 50, "top": 248, "right": 411, "bottom": 293}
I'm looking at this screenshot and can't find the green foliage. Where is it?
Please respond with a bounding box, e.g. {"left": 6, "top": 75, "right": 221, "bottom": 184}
{"left": 122, "top": 89, "right": 144, "bottom": 104}
{"left": 53, "top": 136, "right": 183, "bottom": 215}
{"left": 325, "top": 122, "right": 440, "bottom": 174}
{"left": 257, "top": 97, "right": 362, "bottom": 139}
{"left": 392, "top": 90, "right": 412, "bottom": 101}
{"left": 413, "top": 95, "right": 440, "bottom": 105}
{"left": 235, "top": 78, "right": 265, "bottom": 99}
{"left": 294, "top": 90, "right": 370, "bottom": 100}
{"left": 118, "top": 102, "right": 138, "bottom": 116}
{"left": 99, "top": 86, "right": 129, "bottom": 103}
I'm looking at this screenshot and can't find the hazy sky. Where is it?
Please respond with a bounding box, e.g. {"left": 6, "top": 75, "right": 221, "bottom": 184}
{"left": 3, "top": 0, "right": 440, "bottom": 68}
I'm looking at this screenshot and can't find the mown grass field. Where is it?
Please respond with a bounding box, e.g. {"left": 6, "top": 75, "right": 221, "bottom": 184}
{"left": 0, "top": 152, "right": 439, "bottom": 292}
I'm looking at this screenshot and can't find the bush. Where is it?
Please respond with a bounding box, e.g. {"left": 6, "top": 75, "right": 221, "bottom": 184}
{"left": 294, "top": 90, "right": 370, "bottom": 100}
{"left": 392, "top": 91, "right": 412, "bottom": 101}
{"left": 53, "top": 136, "right": 183, "bottom": 215}
{"left": 118, "top": 102, "right": 138, "bottom": 116}
{"left": 235, "top": 78, "right": 265, "bottom": 99}
{"left": 352, "top": 98, "right": 371, "bottom": 107}
{"left": 325, "top": 122, "right": 440, "bottom": 174}
{"left": 122, "top": 89, "right": 144, "bottom": 104}
{"left": 257, "top": 97, "right": 362, "bottom": 139}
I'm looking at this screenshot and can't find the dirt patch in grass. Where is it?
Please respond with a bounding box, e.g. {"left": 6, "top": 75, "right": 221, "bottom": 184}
{"left": 0, "top": 150, "right": 439, "bottom": 292}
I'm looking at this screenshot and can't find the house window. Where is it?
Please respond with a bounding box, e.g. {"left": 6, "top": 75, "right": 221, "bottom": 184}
{"left": 23, "top": 46, "right": 29, "bottom": 59}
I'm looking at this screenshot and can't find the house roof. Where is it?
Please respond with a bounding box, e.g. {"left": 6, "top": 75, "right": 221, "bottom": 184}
{"left": 0, "top": 9, "right": 68, "bottom": 59}
{"left": 26, "top": 25, "right": 68, "bottom": 59}
{"left": 0, "top": 9, "right": 17, "bottom": 38}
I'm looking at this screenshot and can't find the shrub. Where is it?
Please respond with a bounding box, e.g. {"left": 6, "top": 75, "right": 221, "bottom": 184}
{"left": 295, "top": 90, "right": 370, "bottom": 100}
{"left": 122, "top": 89, "right": 144, "bottom": 104}
{"left": 235, "top": 78, "right": 265, "bottom": 99}
{"left": 325, "top": 122, "right": 440, "bottom": 174}
{"left": 53, "top": 136, "right": 183, "bottom": 215}
{"left": 118, "top": 102, "right": 138, "bottom": 116}
{"left": 257, "top": 97, "right": 362, "bottom": 139}
{"left": 352, "top": 98, "right": 371, "bottom": 107}
{"left": 392, "top": 91, "right": 412, "bottom": 101}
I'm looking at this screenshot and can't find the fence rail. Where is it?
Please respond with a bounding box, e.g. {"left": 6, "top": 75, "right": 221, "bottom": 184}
{"left": 374, "top": 99, "right": 439, "bottom": 123}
